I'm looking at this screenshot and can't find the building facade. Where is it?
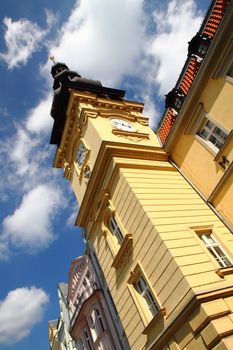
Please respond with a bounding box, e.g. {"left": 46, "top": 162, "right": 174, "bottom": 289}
{"left": 48, "top": 283, "right": 76, "bottom": 350}
{"left": 49, "top": 255, "right": 125, "bottom": 350}
{"left": 157, "top": 0, "right": 233, "bottom": 229}
{"left": 49, "top": 0, "right": 233, "bottom": 349}
{"left": 67, "top": 255, "right": 124, "bottom": 350}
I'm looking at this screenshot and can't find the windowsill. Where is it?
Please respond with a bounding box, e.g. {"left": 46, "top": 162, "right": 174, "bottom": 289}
{"left": 93, "top": 331, "right": 108, "bottom": 347}
{"left": 111, "top": 233, "right": 133, "bottom": 269}
{"left": 142, "top": 308, "right": 166, "bottom": 334}
{"left": 216, "top": 266, "right": 233, "bottom": 278}
{"left": 195, "top": 134, "right": 218, "bottom": 156}
{"left": 226, "top": 75, "right": 233, "bottom": 85}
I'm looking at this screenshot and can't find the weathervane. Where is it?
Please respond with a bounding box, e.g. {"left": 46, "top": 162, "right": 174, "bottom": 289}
{"left": 49, "top": 55, "right": 56, "bottom": 64}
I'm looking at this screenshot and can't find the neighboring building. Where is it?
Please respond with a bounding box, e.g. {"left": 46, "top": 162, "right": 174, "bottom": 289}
{"left": 48, "top": 1, "right": 233, "bottom": 349}
{"left": 67, "top": 254, "right": 124, "bottom": 350}
{"left": 157, "top": 0, "right": 233, "bottom": 228}
{"left": 48, "top": 319, "right": 60, "bottom": 350}
{"left": 49, "top": 255, "right": 125, "bottom": 350}
{"left": 48, "top": 283, "right": 76, "bottom": 350}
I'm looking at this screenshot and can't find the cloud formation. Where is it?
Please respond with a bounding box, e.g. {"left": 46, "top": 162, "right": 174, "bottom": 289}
{"left": 0, "top": 17, "right": 45, "bottom": 69}
{"left": 26, "top": 94, "right": 53, "bottom": 135}
{"left": 46, "top": 0, "right": 146, "bottom": 87}
{"left": 149, "top": 0, "right": 203, "bottom": 96}
{"left": 43, "top": 0, "right": 203, "bottom": 125}
{"left": 2, "top": 184, "right": 62, "bottom": 254}
{"left": 0, "top": 0, "right": 206, "bottom": 260}
{"left": 0, "top": 287, "right": 49, "bottom": 345}
{"left": 0, "top": 10, "right": 57, "bottom": 69}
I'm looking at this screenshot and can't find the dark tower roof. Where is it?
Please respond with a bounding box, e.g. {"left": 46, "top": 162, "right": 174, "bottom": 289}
{"left": 50, "top": 63, "right": 125, "bottom": 146}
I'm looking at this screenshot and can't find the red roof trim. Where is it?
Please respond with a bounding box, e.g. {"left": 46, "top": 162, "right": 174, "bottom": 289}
{"left": 157, "top": 0, "right": 231, "bottom": 145}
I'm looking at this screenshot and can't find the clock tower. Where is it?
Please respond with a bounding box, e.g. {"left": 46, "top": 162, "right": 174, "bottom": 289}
{"left": 50, "top": 63, "right": 233, "bottom": 350}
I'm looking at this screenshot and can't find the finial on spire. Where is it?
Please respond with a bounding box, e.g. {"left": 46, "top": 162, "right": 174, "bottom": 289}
{"left": 49, "top": 55, "right": 56, "bottom": 65}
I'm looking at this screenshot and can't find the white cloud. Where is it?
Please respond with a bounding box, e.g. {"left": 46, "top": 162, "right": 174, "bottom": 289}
{"left": 0, "top": 17, "right": 46, "bottom": 69}
{"left": 0, "top": 287, "right": 49, "bottom": 345}
{"left": 42, "top": 0, "right": 203, "bottom": 125}
{"left": 0, "top": 242, "right": 9, "bottom": 261}
{"left": 45, "top": 9, "right": 58, "bottom": 30}
{"left": 149, "top": 0, "right": 203, "bottom": 96}
{"left": 46, "top": 0, "right": 146, "bottom": 86}
{"left": 2, "top": 184, "right": 62, "bottom": 252}
{"left": 0, "top": 8, "right": 58, "bottom": 69}
{"left": 26, "top": 94, "right": 53, "bottom": 134}
{"left": 10, "top": 129, "right": 39, "bottom": 176}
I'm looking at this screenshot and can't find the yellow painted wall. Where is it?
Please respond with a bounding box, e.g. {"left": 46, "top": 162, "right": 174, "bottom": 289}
{"left": 201, "top": 78, "right": 233, "bottom": 130}
{"left": 171, "top": 77, "right": 233, "bottom": 227}
{"left": 88, "top": 156, "right": 233, "bottom": 349}
{"left": 54, "top": 88, "right": 233, "bottom": 349}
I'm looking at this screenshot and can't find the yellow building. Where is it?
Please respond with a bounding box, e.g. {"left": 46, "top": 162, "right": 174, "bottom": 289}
{"left": 49, "top": 1, "right": 233, "bottom": 349}
{"left": 157, "top": 0, "right": 233, "bottom": 229}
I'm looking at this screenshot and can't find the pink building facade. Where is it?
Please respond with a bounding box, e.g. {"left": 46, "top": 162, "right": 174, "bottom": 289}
{"left": 68, "top": 255, "right": 122, "bottom": 350}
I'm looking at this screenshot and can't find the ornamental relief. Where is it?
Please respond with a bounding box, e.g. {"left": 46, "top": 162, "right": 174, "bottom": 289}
{"left": 91, "top": 189, "right": 110, "bottom": 222}
{"left": 78, "top": 107, "right": 99, "bottom": 128}
{"left": 63, "top": 162, "right": 73, "bottom": 181}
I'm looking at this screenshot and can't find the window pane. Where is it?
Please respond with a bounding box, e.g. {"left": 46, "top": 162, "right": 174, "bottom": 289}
{"left": 206, "top": 120, "right": 214, "bottom": 129}
{"left": 199, "top": 234, "right": 232, "bottom": 268}
{"left": 95, "top": 309, "right": 105, "bottom": 333}
{"left": 109, "top": 217, "right": 124, "bottom": 245}
{"left": 200, "top": 129, "right": 209, "bottom": 139}
{"left": 136, "top": 276, "right": 159, "bottom": 318}
{"left": 199, "top": 118, "right": 228, "bottom": 151}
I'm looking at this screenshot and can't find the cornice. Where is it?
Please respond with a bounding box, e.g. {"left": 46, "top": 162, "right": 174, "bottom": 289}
{"left": 164, "top": 3, "right": 233, "bottom": 152}
{"left": 53, "top": 90, "right": 148, "bottom": 169}
{"left": 76, "top": 142, "right": 169, "bottom": 227}
{"left": 147, "top": 285, "right": 233, "bottom": 350}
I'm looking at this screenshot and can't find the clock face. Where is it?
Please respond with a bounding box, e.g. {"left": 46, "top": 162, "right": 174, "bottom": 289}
{"left": 110, "top": 118, "right": 136, "bottom": 132}
{"left": 76, "top": 143, "right": 86, "bottom": 167}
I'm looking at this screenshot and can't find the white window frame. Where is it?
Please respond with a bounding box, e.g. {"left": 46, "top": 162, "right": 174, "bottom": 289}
{"left": 109, "top": 216, "right": 124, "bottom": 246}
{"left": 198, "top": 118, "right": 228, "bottom": 151}
{"left": 95, "top": 308, "right": 105, "bottom": 334}
{"left": 136, "top": 276, "right": 160, "bottom": 318}
{"left": 128, "top": 263, "right": 165, "bottom": 328}
{"left": 199, "top": 233, "right": 232, "bottom": 268}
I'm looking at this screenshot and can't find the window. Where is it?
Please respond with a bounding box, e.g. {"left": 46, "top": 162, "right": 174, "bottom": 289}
{"left": 95, "top": 308, "right": 105, "bottom": 333}
{"left": 88, "top": 315, "right": 95, "bottom": 329}
{"left": 83, "top": 330, "right": 93, "bottom": 350}
{"left": 199, "top": 119, "right": 228, "bottom": 150}
{"left": 87, "top": 308, "right": 105, "bottom": 343}
{"left": 76, "top": 338, "right": 84, "bottom": 350}
{"left": 135, "top": 276, "right": 160, "bottom": 318}
{"left": 199, "top": 233, "right": 232, "bottom": 268}
{"left": 128, "top": 263, "right": 165, "bottom": 328}
{"left": 109, "top": 216, "right": 124, "bottom": 246}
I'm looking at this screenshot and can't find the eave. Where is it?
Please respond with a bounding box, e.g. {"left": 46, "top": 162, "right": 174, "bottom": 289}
{"left": 156, "top": 0, "right": 232, "bottom": 147}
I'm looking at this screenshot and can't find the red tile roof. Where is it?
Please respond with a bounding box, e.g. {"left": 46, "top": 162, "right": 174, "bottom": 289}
{"left": 157, "top": 0, "right": 231, "bottom": 145}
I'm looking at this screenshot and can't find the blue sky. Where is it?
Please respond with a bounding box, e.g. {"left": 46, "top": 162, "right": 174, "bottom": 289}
{"left": 0, "top": 1, "right": 210, "bottom": 349}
